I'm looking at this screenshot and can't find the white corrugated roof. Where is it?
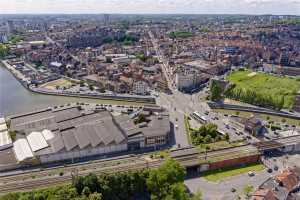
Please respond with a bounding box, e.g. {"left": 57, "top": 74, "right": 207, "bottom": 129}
{"left": 0, "top": 118, "right": 5, "bottom": 125}
{"left": 42, "top": 129, "right": 55, "bottom": 141}
{"left": 27, "top": 131, "right": 48, "bottom": 152}
{"left": 13, "top": 138, "right": 34, "bottom": 162}
{"left": 0, "top": 124, "right": 7, "bottom": 132}
{"left": 0, "top": 131, "right": 12, "bottom": 147}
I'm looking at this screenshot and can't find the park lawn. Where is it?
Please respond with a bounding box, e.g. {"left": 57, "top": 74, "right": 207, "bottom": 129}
{"left": 201, "top": 163, "right": 265, "bottom": 182}
{"left": 169, "top": 31, "right": 193, "bottom": 39}
{"left": 226, "top": 70, "right": 300, "bottom": 109}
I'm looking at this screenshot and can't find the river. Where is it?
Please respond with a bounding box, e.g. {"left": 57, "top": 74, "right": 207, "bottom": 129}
{"left": 0, "top": 66, "right": 143, "bottom": 116}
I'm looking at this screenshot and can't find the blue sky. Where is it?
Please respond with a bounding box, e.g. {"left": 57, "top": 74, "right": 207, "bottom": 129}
{"left": 0, "top": 0, "right": 299, "bottom": 15}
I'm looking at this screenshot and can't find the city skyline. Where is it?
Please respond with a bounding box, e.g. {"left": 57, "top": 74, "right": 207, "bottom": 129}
{"left": 1, "top": 0, "right": 300, "bottom": 15}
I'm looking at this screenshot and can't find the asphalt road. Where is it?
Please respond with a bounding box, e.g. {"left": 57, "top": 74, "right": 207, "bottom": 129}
{"left": 185, "top": 168, "right": 277, "bottom": 200}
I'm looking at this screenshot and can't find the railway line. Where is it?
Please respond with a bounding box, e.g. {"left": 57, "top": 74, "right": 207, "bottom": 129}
{"left": 0, "top": 159, "right": 162, "bottom": 194}
{"left": 0, "top": 155, "right": 144, "bottom": 185}
{"left": 0, "top": 135, "right": 299, "bottom": 194}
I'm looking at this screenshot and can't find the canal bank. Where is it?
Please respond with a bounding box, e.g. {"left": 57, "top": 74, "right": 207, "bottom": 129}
{"left": 0, "top": 65, "right": 150, "bottom": 116}
{"left": 1, "top": 60, "right": 155, "bottom": 104}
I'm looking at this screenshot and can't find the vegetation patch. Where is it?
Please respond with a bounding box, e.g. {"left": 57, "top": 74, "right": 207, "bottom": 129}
{"left": 184, "top": 115, "right": 192, "bottom": 145}
{"left": 197, "top": 140, "right": 246, "bottom": 153}
{"left": 190, "top": 123, "right": 229, "bottom": 146}
{"left": 0, "top": 44, "right": 10, "bottom": 58}
{"left": 0, "top": 159, "right": 202, "bottom": 200}
{"left": 168, "top": 31, "right": 193, "bottom": 39}
{"left": 201, "top": 163, "right": 265, "bottom": 182}
{"left": 226, "top": 70, "right": 300, "bottom": 109}
{"left": 39, "top": 78, "right": 74, "bottom": 90}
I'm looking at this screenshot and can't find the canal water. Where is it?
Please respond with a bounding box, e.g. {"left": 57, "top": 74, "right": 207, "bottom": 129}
{"left": 0, "top": 66, "right": 142, "bottom": 116}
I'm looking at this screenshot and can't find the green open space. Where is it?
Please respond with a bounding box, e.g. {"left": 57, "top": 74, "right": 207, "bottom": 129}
{"left": 40, "top": 78, "right": 74, "bottom": 90}
{"left": 168, "top": 31, "right": 193, "bottom": 39}
{"left": 201, "top": 163, "right": 265, "bottom": 182}
{"left": 226, "top": 70, "right": 300, "bottom": 109}
{"left": 184, "top": 115, "right": 192, "bottom": 145}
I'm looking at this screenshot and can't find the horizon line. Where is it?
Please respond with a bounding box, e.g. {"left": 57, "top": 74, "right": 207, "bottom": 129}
{"left": 0, "top": 13, "right": 299, "bottom": 16}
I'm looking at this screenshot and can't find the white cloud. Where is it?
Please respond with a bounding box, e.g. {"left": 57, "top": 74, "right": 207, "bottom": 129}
{"left": 0, "top": 0, "right": 299, "bottom": 15}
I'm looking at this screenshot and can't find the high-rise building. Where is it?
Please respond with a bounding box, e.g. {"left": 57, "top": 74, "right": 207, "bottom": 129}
{"left": 103, "top": 14, "right": 110, "bottom": 26}
{"left": 6, "top": 20, "right": 14, "bottom": 36}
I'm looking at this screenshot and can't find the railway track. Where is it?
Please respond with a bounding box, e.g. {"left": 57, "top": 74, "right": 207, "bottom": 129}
{"left": 0, "top": 156, "right": 142, "bottom": 185}
{"left": 0, "top": 135, "right": 299, "bottom": 194}
{"left": 0, "top": 160, "right": 162, "bottom": 194}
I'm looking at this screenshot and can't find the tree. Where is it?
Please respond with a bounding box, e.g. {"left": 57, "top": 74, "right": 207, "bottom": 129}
{"left": 89, "top": 193, "right": 102, "bottom": 200}
{"left": 0, "top": 44, "right": 9, "bottom": 58}
{"left": 146, "top": 159, "right": 186, "bottom": 200}
{"left": 243, "top": 185, "right": 254, "bottom": 199}
{"left": 224, "top": 133, "right": 230, "bottom": 141}
{"left": 134, "top": 114, "right": 147, "bottom": 124}
{"left": 190, "top": 123, "right": 220, "bottom": 145}
{"left": 210, "top": 81, "right": 223, "bottom": 102}
{"left": 74, "top": 176, "right": 85, "bottom": 194}
{"left": 82, "top": 187, "right": 91, "bottom": 197}
{"left": 83, "top": 173, "right": 99, "bottom": 193}
{"left": 164, "top": 183, "right": 190, "bottom": 200}
{"left": 191, "top": 190, "right": 203, "bottom": 200}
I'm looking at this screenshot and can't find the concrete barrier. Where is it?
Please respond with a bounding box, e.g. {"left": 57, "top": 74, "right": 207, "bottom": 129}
{"left": 208, "top": 102, "right": 300, "bottom": 120}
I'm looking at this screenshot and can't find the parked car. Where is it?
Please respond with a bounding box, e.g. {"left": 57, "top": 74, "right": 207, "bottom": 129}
{"left": 248, "top": 171, "right": 255, "bottom": 177}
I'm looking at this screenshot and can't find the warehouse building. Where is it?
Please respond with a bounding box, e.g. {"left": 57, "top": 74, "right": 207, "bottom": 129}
{"left": 7, "top": 105, "right": 170, "bottom": 165}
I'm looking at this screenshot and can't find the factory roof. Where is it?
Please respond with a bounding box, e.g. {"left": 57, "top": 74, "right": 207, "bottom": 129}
{"left": 13, "top": 138, "right": 34, "bottom": 162}
{"left": 0, "top": 131, "right": 12, "bottom": 148}
{"left": 26, "top": 131, "right": 49, "bottom": 152}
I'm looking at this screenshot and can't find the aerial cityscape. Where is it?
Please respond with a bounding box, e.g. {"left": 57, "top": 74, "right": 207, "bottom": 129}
{"left": 0, "top": 0, "right": 300, "bottom": 200}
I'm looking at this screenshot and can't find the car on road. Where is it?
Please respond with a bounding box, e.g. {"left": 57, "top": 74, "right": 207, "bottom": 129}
{"left": 267, "top": 168, "right": 273, "bottom": 173}
{"left": 248, "top": 171, "right": 255, "bottom": 177}
{"left": 274, "top": 166, "right": 279, "bottom": 171}
{"left": 231, "top": 188, "right": 236, "bottom": 193}
{"left": 175, "top": 124, "right": 179, "bottom": 129}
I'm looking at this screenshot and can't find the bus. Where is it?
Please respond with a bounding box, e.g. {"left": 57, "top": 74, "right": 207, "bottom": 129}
{"left": 190, "top": 111, "right": 207, "bottom": 124}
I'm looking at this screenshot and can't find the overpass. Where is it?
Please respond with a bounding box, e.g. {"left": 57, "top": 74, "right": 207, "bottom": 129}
{"left": 253, "top": 135, "right": 300, "bottom": 152}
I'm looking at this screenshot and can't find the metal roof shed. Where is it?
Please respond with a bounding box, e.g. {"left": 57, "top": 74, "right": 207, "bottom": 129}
{"left": 13, "top": 138, "right": 34, "bottom": 162}
{"left": 27, "top": 131, "right": 49, "bottom": 152}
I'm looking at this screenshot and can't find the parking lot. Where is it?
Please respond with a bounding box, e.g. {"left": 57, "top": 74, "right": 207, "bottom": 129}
{"left": 185, "top": 168, "right": 277, "bottom": 200}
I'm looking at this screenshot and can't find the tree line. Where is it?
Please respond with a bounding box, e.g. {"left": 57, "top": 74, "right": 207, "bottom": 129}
{"left": 0, "top": 159, "right": 202, "bottom": 200}
{"left": 224, "top": 85, "right": 285, "bottom": 110}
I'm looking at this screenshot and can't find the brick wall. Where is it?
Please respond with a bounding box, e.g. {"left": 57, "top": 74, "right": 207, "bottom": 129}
{"left": 209, "top": 154, "right": 260, "bottom": 170}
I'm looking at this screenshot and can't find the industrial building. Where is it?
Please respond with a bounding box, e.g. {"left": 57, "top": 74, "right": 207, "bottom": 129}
{"left": 6, "top": 105, "right": 170, "bottom": 165}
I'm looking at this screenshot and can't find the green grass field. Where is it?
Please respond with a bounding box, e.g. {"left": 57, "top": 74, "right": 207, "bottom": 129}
{"left": 201, "top": 163, "right": 265, "bottom": 182}
{"left": 226, "top": 70, "right": 300, "bottom": 109}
